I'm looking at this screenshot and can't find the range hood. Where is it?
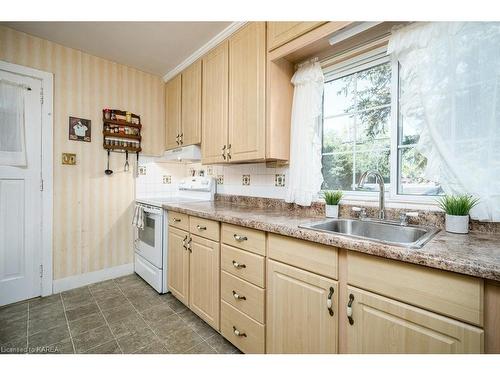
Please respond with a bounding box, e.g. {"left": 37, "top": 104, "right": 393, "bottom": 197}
{"left": 162, "top": 145, "right": 202, "bottom": 162}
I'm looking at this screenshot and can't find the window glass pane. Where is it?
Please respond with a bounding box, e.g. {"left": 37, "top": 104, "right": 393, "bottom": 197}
{"left": 323, "top": 76, "right": 354, "bottom": 117}
{"left": 322, "top": 153, "right": 353, "bottom": 190}
{"left": 355, "top": 63, "right": 391, "bottom": 109}
{"left": 322, "top": 115, "right": 354, "bottom": 153}
{"left": 398, "top": 147, "right": 443, "bottom": 195}
{"left": 354, "top": 151, "right": 391, "bottom": 192}
{"left": 356, "top": 107, "right": 391, "bottom": 148}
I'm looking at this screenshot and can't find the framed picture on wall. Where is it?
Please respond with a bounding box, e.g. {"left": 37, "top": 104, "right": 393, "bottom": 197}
{"left": 69, "top": 116, "right": 91, "bottom": 142}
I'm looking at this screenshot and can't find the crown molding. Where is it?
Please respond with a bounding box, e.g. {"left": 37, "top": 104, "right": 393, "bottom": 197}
{"left": 162, "top": 22, "right": 247, "bottom": 82}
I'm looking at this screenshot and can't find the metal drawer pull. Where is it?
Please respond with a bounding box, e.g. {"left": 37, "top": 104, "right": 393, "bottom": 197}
{"left": 222, "top": 145, "right": 226, "bottom": 160}
{"left": 182, "top": 235, "right": 188, "bottom": 250}
{"left": 173, "top": 218, "right": 181, "bottom": 223}
{"left": 232, "top": 260, "right": 246, "bottom": 269}
{"left": 233, "top": 326, "right": 246, "bottom": 337}
{"left": 196, "top": 225, "right": 207, "bottom": 231}
{"left": 233, "top": 234, "right": 248, "bottom": 242}
{"left": 347, "top": 293, "right": 355, "bottom": 325}
{"left": 187, "top": 237, "right": 192, "bottom": 253}
{"left": 232, "top": 290, "right": 246, "bottom": 300}
{"left": 327, "top": 286, "right": 334, "bottom": 316}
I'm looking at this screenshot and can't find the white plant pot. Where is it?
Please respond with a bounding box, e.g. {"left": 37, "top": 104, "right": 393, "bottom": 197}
{"left": 326, "top": 205, "right": 339, "bottom": 218}
{"left": 445, "top": 214, "right": 469, "bottom": 234}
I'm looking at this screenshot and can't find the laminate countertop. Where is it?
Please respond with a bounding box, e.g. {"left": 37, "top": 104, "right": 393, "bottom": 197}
{"left": 162, "top": 201, "right": 500, "bottom": 282}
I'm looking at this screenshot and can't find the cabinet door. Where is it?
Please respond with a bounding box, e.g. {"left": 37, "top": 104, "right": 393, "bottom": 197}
{"left": 347, "top": 286, "right": 484, "bottom": 354}
{"left": 165, "top": 74, "right": 182, "bottom": 150}
{"left": 267, "top": 260, "right": 338, "bottom": 354}
{"left": 181, "top": 60, "right": 202, "bottom": 146}
{"left": 228, "top": 22, "right": 266, "bottom": 162}
{"left": 202, "top": 41, "right": 228, "bottom": 164}
{"left": 167, "top": 227, "right": 189, "bottom": 306}
{"left": 267, "top": 22, "right": 325, "bottom": 51}
{"left": 189, "top": 235, "right": 220, "bottom": 330}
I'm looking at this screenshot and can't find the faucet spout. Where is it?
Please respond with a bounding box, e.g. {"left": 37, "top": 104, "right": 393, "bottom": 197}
{"left": 357, "top": 170, "right": 386, "bottom": 220}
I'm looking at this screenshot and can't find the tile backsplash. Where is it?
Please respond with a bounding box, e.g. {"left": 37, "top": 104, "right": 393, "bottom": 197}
{"left": 135, "top": 157, "right": 290, "bottom": 199}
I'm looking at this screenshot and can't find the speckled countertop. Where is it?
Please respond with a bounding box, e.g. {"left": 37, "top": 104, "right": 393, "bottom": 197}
{"left": 163, "top": 201, "right": 500, "bottom": 282}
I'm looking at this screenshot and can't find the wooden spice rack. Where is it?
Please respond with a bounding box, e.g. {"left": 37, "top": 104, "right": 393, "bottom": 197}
{"left": 102, "top": 109, "right": 142, "bottom": 153}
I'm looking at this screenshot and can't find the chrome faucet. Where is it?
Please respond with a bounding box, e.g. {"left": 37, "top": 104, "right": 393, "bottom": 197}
{"left": 357, "top": 170, "right": 386, "bottom": 220}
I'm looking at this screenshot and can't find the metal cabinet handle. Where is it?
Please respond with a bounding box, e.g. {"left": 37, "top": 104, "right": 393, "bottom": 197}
{"left": 327, "top": 286, "right": 334, "bottom": 316}
{"left": 233, "top": 326, "right": 246, "bottom": 337}
{"left": 175, "top": 134, "right": 180, "bottom": 145}
{"left": 232, "top": 290, "right": 246, "bottom": 300}
{"left": 179, "top": 133, "right": 183, "bottom": 145}
{"left": 227, "top": 144, "right": 232, "bottom": 160}
{"left": 182, "top": 235, "right": 188, "bottom": 250}
{"left": 187, "top": 237, "right": 192, "bottom": 253}
{"left": 196, "top": 225, "right": 207, "bottom": 231}
{"left": 232, "top": 260, "right": 246, "bottom": 269}
{"left": 222, "top": 145, "right": 226, "bottom": 160}
{"left": 233, "top": 234, "right": 248, "bottom": 242}
{"left": 173, "top": 218, "right": 181, "bottom": 223}
{"left": 347, "top": 293, "right": 355, "bottom": 325}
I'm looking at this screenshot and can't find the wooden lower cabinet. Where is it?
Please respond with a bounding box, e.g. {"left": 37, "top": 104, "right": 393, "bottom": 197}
{"left": 167, "top": 227, "right": 190, "bottom": 306}
{"left": 346, "top": 286, "right": 484, "bottom": 354}
{"left": 189, "top": 235, "right": 220, "bottom": 330}
{"left": 266, "top": 259, "right": 338, "bottom": 354}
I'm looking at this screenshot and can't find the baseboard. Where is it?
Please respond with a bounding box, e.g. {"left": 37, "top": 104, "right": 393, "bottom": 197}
{"left": 52, "top": 263, "right": 134, "bottom": 293}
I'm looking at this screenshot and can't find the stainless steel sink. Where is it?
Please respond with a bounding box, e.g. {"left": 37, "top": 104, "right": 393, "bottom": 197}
{"left": 299, "top": 219, "right": 439, "bottom": 248}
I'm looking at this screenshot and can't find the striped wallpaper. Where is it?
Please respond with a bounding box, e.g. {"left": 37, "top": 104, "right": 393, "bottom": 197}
{"left": 0, "top": 26, "right": 165, "bottom": 280}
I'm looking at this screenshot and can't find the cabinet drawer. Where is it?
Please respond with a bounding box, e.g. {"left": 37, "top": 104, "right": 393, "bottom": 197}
{"left": 221, "top": 300, "right": 265, "bottom": 354}
{"left": 222, "top": 223, "right": 266, "bottom": 256}
{"left": 268, "top": 234, "right": 338, "bottom": 279}
{"left": 221, "top": 244, "right": 265, "bottom": 287}
{"left": 221, "top": 271, "right": 265, "bottom": 324}
{"left": 168, "top": 211, "right": 189, "bottom": 231}
{"left": 189, "top": 216, "right": 220, "bottom": 241}
{"left": 347, "top": 252, "right": 484, "bottom": 326}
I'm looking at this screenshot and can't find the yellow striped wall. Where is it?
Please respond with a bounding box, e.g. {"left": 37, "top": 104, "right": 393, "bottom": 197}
{"left": 0, "top": 26, "right": 165, "bottom": 280}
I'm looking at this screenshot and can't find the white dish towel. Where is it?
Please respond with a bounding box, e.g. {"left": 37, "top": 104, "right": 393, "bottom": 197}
{"left": 132, "top": 204, "right": 144, "bottom": 230}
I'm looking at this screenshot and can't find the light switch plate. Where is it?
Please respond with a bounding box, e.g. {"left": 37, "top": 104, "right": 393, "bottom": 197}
{"left": 275, "top": 174, "right": 285, "bottom": 187}
{"left": 62, "top": 153, "right": 76, "bottom": 165}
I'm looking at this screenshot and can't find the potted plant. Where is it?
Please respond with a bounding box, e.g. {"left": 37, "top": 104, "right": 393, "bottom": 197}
{"left": 437, "top": 194, "right": 479, "bottom": 234}
{"left": 323, "top": 191, "right": 343, "bottom": 218}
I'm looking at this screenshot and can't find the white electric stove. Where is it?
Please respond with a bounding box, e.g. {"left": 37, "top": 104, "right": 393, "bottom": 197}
{"left": 134, "top": 177, "right": 215, "bottom": 293}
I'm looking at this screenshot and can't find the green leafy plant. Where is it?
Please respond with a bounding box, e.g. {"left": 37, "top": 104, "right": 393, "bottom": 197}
{"left": 436, "top": 194, "right": 479, "bottom": 216}
{"left": 323, "top": 190, "right": 343, "bottom": 205}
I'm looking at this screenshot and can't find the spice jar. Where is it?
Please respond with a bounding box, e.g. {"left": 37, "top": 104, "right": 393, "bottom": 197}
{"left": 126, "top": 111, "right": 132, "bottom": 123}
{"left": 104, "top": 108, "right": 111, "bottom": 120}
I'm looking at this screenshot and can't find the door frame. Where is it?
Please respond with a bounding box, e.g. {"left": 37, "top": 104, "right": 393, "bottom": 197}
{"left": 0, "top": 60, "right": 54, "bottom": 297}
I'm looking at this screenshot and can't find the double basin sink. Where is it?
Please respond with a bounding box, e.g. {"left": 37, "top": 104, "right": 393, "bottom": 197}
{"left": 299, "top": 218, "right": 439, "bottom": 249}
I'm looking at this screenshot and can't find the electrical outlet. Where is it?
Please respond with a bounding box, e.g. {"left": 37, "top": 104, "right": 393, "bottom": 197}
{"left": 275, "top": 174, "right": 285, "bottom": 187}
{"left": 138, "top": 166, "right": 146, "bottom": 175}
{"left": 62, "top": 153, "right": 76, "bottom": 165}
{"left": 163, "top": 175, "right": 171, "bottom": 184}
{"left": 217, "top": 175, "right": 224, "bottom": 185}
{"left": 242, "top": 174, "right": 251, "bottom": 186}
{"left": 207, "top": 166, "right": 214, "bottom": 176}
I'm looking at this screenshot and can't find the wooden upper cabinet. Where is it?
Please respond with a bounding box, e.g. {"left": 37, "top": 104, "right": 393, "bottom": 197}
{"left": 228, "top": 22, "right": 266, "bottom": 162}
{"left": 167, "top": 227, "right": 189, "bottom": 306}
{"left": 189, "top": 235, "right": 220, "bottom": 330}
{"left": 267, "top": 260, "right": 338, "bottom": 354}
{"left": 202, "top": 41, "right": 229, "bottom": 164}
{"left": 267, "top": 22, "right": 325, "bottom": 51}
{"left": 347, "top": 286, "right": 484, "bottom": 354}
{"left": 165, "top": 75, "right": 182, "bottom": 150}
{"left": 181, "top": 60, "right": 202, "bottom": 146}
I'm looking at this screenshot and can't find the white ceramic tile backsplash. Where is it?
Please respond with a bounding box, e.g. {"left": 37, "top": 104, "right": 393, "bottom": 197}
{"left": 136, "top": 157, "right": 290, "bottom": 199}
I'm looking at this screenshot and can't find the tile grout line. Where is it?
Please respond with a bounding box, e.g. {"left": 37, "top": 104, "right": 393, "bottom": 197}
{"left": 88, "top": 283, "right": 124, "bottom": 354}
{"left": 59, "top": 292, "right": 77, "bottom": 354}
{"left": 112, "top": 279, "right": 177, "bottom": 353}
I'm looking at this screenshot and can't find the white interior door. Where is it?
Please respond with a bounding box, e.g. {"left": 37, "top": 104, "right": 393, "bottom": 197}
{"left": 0, "top": 69, "right": 43, "bottom": 306}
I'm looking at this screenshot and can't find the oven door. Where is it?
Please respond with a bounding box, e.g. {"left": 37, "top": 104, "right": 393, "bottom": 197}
{"left": 135, "top": 208, "right": 163, "bottom": 269}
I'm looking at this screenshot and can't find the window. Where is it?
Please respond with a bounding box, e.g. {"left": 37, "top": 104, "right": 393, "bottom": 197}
{"left": 321, "top": 49, "right": 442, "bottom": 199}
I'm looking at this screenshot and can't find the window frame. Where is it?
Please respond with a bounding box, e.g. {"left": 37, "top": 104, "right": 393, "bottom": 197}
{"left": 320, "top": 46, "right": 439, "bottom": 206}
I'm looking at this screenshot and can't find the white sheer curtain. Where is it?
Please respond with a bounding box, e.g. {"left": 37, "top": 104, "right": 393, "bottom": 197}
{"left": 0, "top": 80, "right": 27, "bottom": 167}
{"left": 285, "top": 60, "right": 324, "bottom": 206}
{"left": 388, "top": 22, "right": 500, "bottom": 221}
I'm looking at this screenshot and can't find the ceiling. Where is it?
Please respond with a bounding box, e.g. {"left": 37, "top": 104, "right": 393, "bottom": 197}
{"left": 2, "top": 22, "right": 232, "bottom": 76}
